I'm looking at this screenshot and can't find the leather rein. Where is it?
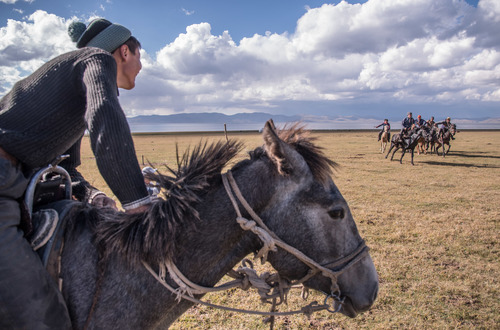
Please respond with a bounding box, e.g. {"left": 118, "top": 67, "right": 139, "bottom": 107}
{"left": 142, "top": 170, "right": 370, "bottom": 318}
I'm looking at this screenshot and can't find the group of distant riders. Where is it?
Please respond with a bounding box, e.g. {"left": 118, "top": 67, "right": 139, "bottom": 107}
{"left": 375, "top": 112, "right": 455, "bottom": 152}
{"left": 375, "top": 112, "right": 455, "bottom": 141}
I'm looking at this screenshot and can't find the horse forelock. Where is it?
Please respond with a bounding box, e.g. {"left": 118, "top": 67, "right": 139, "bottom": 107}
{"left": 276, "top": 123, "right": 338, "bottom": 184}
{"left": 94, "top": 139, "right": 243, "bottom": 266}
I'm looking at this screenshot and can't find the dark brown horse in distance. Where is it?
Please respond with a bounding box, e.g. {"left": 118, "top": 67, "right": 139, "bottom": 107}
{"left": 385, "top": 129, "right": 424, "bottom": 165}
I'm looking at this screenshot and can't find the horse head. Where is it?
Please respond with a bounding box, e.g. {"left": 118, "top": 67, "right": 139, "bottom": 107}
{"left": 82, "top": 121, "right": 378, "bottom": 327}
{"left": 241, "top": 120, "right": 379, "bottom": 317}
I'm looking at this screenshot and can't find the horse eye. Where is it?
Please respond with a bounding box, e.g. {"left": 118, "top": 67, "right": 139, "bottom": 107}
{"left": 328, "top": 208, "right": 345, "bottom": 220}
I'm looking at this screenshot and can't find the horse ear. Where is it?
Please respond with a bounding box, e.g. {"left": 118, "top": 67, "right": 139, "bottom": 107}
{"left": 267, "top": 118, "right": 277, "bottom": 130}
{"left": 262, "top": 120, "right": 294, "bottom": 176}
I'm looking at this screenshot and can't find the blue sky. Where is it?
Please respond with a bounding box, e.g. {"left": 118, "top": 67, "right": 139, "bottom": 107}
{"left": 1, "top": 0, "right": 370, "bottom": 51}
{"left": 1, "top": 0, "right": 498, "bottom": 129}
{"left": 1, "top": 0, "right": 481, "bottom": 53}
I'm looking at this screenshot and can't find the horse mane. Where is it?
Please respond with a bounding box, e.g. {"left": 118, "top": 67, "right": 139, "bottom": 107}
{"left": 92, "top": 139, "right": 243, "bottom": 265}
{"left": 88, "top": 123, "right": 336, "bottom": 266}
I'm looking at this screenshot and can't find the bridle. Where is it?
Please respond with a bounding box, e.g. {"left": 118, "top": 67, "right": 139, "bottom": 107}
{"left": 221, "top": 170, "right": 369, "bottom": 297}
{"left": 142, "top": 170, "right": 370, "bottom": 321}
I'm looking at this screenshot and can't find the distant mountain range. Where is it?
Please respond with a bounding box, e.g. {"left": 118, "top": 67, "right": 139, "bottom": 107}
{"left": 126, "top": 112, "right": 500, "bottom": 132}
{"left": 127, "top": 112, "right": 301, "bottom": 125}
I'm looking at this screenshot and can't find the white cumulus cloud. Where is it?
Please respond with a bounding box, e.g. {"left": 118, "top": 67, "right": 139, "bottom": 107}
{"left": 0, "top": 10, "right": 75, "bottom": 94}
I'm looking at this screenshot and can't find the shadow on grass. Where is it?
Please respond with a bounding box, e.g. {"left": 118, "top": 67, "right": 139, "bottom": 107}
{"left": 420, "top": 160, "right": 499, "bottom": 168}
{"left": 443, "top": 150, "right": 500, "bottom": 159}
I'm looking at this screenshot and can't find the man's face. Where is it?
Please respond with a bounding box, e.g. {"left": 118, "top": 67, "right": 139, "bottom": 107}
{"left": 408, "top": 113, "right": 412, "bottom": 118}
{"left": 115, "top": 45, "right": 142, "bottom": 90}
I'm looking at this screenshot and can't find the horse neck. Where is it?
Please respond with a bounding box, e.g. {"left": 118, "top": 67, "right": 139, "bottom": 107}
{"left": 146, "top": 168, "right": 272, "bottom": 325}
{"left": 174, "top": 177, "right": 265, "bottom": 283}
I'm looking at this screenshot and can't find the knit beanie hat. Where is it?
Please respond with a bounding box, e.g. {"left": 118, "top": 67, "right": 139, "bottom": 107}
{"left": 68, "top": 18, "right": 131, "bottom": 53}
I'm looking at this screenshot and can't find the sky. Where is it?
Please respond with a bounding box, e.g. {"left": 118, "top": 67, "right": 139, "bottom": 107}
{"left": 1, "top": 0, "right": 499, "bottom": 128}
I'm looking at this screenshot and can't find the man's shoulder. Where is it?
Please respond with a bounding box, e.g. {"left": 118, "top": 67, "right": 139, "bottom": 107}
{"left": 51, "top": 48, "right": 114, "bottom": 65}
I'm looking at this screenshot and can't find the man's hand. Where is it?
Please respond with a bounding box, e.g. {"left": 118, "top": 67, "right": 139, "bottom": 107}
{"left": 91, "top": 195, "right": 118, "bottom": 210}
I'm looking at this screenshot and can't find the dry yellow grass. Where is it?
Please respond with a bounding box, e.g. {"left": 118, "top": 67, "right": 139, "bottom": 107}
{"left": 78, "top": 130, "right": 500, "bottom": 329}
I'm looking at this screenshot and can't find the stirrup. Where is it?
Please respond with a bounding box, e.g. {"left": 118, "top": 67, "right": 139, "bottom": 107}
{"left": 27, "top": 209, "right": 59, "bottom": 251}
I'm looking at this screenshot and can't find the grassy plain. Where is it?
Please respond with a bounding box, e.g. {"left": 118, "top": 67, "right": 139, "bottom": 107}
{"left": 79, "top": 130, "right": 499, "bottom": 329}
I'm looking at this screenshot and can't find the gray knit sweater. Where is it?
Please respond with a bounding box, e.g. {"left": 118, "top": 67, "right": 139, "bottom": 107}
{"left": 0, "top": 47, "right": 149, "bottom": 208}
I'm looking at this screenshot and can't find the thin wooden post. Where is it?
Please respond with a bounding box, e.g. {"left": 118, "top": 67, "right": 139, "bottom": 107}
{"left": 224, "top": 123, "right": 228, "bottom": 142}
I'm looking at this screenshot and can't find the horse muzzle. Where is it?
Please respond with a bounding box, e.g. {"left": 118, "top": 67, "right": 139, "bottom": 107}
{"left": 338, "top": 280, "right": 379, "bottom": 317}
{"left": 335, "top": 255, "right": 379, "bottom": 318}
{"left": 302, "top": 242, "right": 378, "bottom": 318}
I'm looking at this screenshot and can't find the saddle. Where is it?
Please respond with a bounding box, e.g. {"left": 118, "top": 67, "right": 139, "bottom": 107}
{"left": 21, "top": 157, "right": 79, "bottom": 285}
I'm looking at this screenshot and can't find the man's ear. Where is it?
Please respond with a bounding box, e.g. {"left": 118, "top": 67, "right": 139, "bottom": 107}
{"left": 114, "top": 44, "right": 129, "bottom": 61}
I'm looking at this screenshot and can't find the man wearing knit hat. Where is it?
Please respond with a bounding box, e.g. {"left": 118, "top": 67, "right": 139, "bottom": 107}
{"left": 399, "top": 112, "right": 415, "bottom": 138}
{"left": 0, "top": 18, "right": 150, "bottom": 328}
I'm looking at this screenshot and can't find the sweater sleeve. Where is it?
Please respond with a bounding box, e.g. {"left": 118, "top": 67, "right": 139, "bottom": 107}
{"left": 79, "top": 54, "right": 150, "bottom": 209}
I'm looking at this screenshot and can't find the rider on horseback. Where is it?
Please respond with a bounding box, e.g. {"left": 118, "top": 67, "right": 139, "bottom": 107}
{"left": 399, "top": 112, "right": 415, "bottom": 139}
{"left": 375, "top": 119, "right": 391, "bottom": 141}
{"left": 436, "top": 117, "right": 455, "bottom": 141}
{"left": 426, "top": 116, "right": 436, "bottom": 128}
{"left": 415, "top": 115, "right": 426, "bottom": 128}
{"left": 0, "top": 18, "right": 151, "bottom": 329}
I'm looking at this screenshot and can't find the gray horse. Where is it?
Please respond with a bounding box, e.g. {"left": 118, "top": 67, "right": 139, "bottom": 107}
{"left": 56, "top": 120, "right": 378, "bottom": 328}
{"left": 434, "top": 124, "right": 457, "bottom": 157}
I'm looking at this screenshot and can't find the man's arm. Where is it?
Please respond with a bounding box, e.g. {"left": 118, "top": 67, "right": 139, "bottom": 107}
{"left": 80, "top": 53, "right": 150, "bottom": 211}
